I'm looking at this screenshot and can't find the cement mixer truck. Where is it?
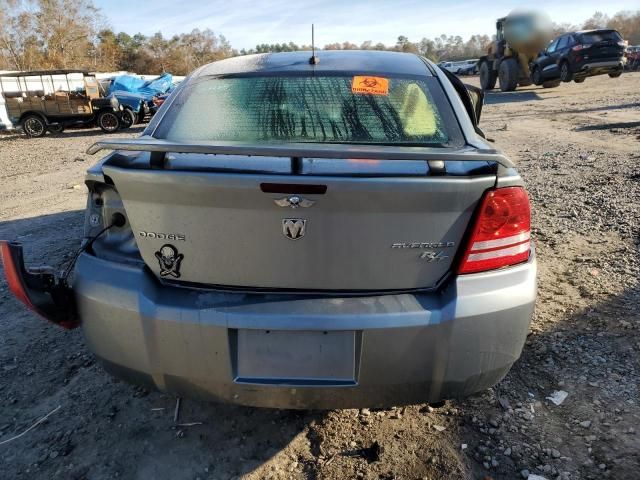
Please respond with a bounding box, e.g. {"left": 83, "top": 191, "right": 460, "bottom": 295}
{"left": 478, "top": 12, "right": 560, "bottom": 91}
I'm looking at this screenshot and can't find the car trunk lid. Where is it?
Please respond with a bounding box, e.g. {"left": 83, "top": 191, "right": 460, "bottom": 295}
{"left": 90, "top": 139, "right": 510, "bottom": 292}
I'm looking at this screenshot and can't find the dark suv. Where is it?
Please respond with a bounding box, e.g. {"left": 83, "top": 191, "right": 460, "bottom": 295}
{"left": 531, "top": 29, "right": 626, "bottom": 85}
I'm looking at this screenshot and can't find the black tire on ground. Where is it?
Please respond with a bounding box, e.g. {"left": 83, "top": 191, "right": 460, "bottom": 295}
{"left": 531, "top": 66, "right": 543, "bottom": 85}
{"left": 498, "top": 58, "right": 519, "bottom": 92}
{"left": 574, "top": 78, "right": 585, "bottom": 83}
{"left": 97, "top": 110, "right": 121, "bottom": 133}
{"left": 542, "top": 79, "right": 561, "bottom": 88}
{"left": 479, "top": 61, "right": 497, "bottom": 91}
{"left": 608, "top": 71, "right": 622, "bottom": 78}
{"left": 21, "top": 114, "right": 47, "bottom": 138}
{"left": 48, "top": 124, "right": 65, "bottom": 134}
{"left": 120, "top": 109, "right": 136, "bottom": 129}
{"left": 560, "top": 61, "right": 573, "bottom": 82}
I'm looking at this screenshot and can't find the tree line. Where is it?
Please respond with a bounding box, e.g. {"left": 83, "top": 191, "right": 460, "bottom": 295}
{"left": 1, "top": 1, "right": 639, "bottom": 76}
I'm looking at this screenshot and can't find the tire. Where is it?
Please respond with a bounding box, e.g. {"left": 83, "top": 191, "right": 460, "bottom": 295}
{"left": 531, "top": 66, "right": 543, "bottom": 86}
{"left": 479, "top": 61, "right": 497, "bottom": 91}
{"left": 559, "top": 61, "right": 573, "bottom": 82}
{"left": 608, "top": 71, "right": 622, "bottom": 78}
{"left": 97, "top": 110, "right": 121, "bottom": 133}
{"left": 48, "top": 124, "right": 65, "bottom": 134}
{"left": 498, "top": 58, "right": 519, "bottom": 92}
{"left": 21, "top": 115, "right": 47, "bottom": 138}
{"left": 574, "top": 78, "right": 585, "bottom": 83}
{"left": 542, "top": 79, "right": 561, "bottom": 89}
{"left": 120, "top": 109, "right": 136, "bottom": 129}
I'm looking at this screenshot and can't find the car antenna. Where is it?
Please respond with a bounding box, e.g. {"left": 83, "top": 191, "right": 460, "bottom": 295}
{"left": 309, "top": 24, "right": 319, "bottom": 65}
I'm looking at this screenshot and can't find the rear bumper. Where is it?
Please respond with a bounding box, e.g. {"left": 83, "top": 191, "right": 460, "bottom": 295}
{"left": 574, "top": 58, "right": 625, "bottom": 76}
{"left": 73, "top": 252, "right": 536, "bottom": 409}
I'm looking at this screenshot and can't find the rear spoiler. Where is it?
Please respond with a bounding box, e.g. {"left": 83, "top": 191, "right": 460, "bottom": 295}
{"left": 87, "top": 136, "right": 514, "bottom": 169}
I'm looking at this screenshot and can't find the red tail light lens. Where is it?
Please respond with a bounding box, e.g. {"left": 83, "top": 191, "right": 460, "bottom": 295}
{"left": 0, "top": 240, "right": 78, "bottom": 329}
{"left": 458, "top": 187, "right": 531, "bottom": 274}
{"left": 0, "top": 241, "right": 36, "bottom": 310}
{"left": 572, "top": 44, "right": 588, "bottom": 51}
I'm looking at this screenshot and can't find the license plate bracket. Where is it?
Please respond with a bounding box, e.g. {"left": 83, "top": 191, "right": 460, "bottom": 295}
{"left": 235, "top": 330, "right": 356, "bottom": 384}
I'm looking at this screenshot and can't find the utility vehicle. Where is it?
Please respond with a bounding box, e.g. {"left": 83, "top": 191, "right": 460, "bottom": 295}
{"left": 0, "top": 69, "right": 124, "bottom": 137}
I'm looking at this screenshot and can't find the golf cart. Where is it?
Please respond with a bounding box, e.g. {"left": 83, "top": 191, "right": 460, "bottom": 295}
{"left": 0, "top": 70, "right": 125, "bottom": 137}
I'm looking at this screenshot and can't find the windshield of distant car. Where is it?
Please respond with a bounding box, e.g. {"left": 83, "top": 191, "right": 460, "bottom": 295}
{"left": 156, "top": 75, "right": 462, "bottom": 146}
{"left": 579, "top": 31, "right": 622, "bottom": 43}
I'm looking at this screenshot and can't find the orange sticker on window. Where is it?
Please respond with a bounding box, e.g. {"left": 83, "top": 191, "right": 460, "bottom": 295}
{"left": 351, "top": 76, "right": 389, "bottom": 95}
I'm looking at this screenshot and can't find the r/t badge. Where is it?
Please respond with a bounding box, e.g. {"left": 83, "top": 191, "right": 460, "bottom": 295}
{"left": 155, "top": 244, "right": 184, "bottom": 278}
{"left": 419, "top": 251, "right": 448, "bottom": 262}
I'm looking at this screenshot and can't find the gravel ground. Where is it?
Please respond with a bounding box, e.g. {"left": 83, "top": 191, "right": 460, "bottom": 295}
{"left": 0, "top": 72, "right": 639, "bottom": 480}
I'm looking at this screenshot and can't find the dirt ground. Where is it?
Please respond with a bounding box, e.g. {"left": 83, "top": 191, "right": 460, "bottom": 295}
{"left": 1, "top": 72, "right": 639, "bottom": 480}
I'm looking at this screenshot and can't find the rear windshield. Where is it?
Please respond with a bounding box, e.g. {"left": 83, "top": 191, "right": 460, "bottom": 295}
{"left": 155, "top": 75, "right": 462, "bottom": 147}
{"left": 579, "top": 31, "right": 622, "bottom": 43}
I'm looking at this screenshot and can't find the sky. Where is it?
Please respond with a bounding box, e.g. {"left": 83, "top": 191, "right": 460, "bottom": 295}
{"left": 94, "top": 0, "right": 638, "bottom": 50}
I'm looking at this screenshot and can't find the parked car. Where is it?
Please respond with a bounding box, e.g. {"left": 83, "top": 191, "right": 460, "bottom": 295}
{"left": 439, "top": 61, "right": 464, "bottom": 74}
{"left": 438, "top": 60, "right": 478, "bottom": 76}
{"left": 531, "top": 29, "right": 626, "bottom": 85}
{"left": 102, "top": 73, "right": 175, "bottom": 123}
{"left": 99, "top": 79, "right": 149, "bottom": 127}
{"left": 438, "top": 61, "right": 455, "bottom": 73}
{"left": 625, "top": 45, "right": 640, "bottom": 71}
{"left": 458, "top": 59, "right": 480, "bottom": 75}
{"left": 0, "top": 70, "right": 125, "bottom": 137}
{"left": 1, "top": 51, "right": 536, "bottom": 409}
{"left": 149, "top": 92, "right": 171, "bottom": 114}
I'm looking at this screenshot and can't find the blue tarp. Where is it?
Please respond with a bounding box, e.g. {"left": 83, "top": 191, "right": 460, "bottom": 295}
{"left": 108, "top": 73, "right": 173, "bottom": 98}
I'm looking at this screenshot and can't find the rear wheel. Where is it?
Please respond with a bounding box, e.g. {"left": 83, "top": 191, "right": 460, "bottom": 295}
{"left": 97, "top": 110, "right": 120, "bottom": 133}
{"left": 574, "top": 78, "right": 585, "bottom": 83}
{"left": 120, "top": 109, "right": 136, "bottom": 129}
{"left": 542, "top": 79, "right": 561, "bottom": 89}
{"left": 559, "top": 61, "right": 573, "bottom": 82}
{"left": 21, "top": 115, "right": 46, "bottom": 138}
{"left": 608, "top": 71, "right": 622, "bottom": 78}
{"left": 479, "top": 61, "right": 497, "bottom": 91}
{"left": 498, "top": 58, "right": 519, "bottom": 92}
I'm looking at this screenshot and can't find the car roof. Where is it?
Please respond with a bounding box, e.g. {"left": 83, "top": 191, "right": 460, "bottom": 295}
{"left": 553, "top": 29, "right": 620, "bottom": 39}
{"left": 573, "top": 29, "right": 619, "bottom": 35}
{"left": 195, "top": 50, "right": 432, "bottom": 78}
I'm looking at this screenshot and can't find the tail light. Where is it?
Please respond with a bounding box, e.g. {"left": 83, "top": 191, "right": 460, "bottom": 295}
{"left": 458, "top": 187, "right": 531, "bottom": 274}
{"left": 1, "top": 241, "right": 34, "bottom": 309}
{"left": 0, "top": 241, "right": 78, "bottom": 329}
{"left": 572, "top": 44, "right": 588, "bottom": 51}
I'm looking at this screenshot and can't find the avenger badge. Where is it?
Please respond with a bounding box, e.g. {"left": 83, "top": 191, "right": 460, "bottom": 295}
{"left": 154, "top": 244, "right": 184, "bottom": 278}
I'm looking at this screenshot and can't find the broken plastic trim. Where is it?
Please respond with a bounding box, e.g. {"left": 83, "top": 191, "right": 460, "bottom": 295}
{"left": 0, "top": 241, "right": 78, "bottom": 329}
{"left": 86, "top": 136, "right": 514, "bottom": 168}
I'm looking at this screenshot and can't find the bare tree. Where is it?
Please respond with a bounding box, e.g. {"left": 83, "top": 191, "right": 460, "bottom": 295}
{"left": 1, "top": 3, "right": 638, "bottom": 75}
